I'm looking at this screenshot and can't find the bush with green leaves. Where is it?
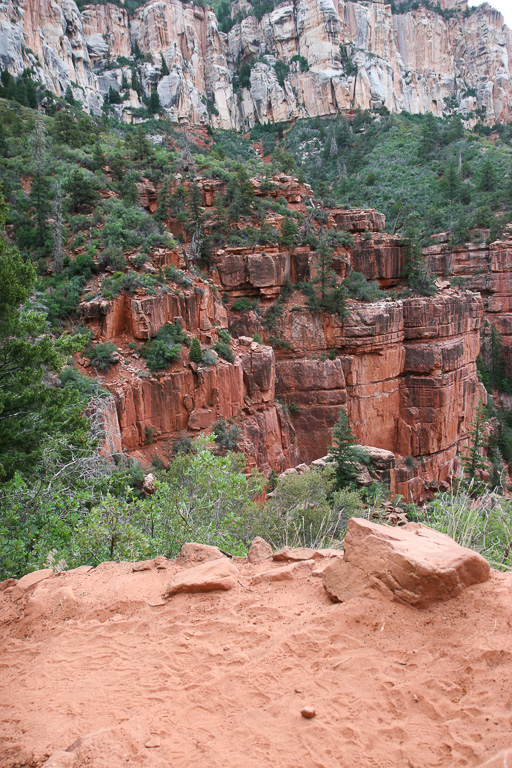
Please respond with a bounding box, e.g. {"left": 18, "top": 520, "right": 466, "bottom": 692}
{"left": 213, "top": 340, "right": 235, "bottom": 363}
{"left": 265, "top": 465, "right": 364, "bottom": 549}
{"left": 343, "top": 271, "right": 386, "bottom": 302}
{"left": 87, "top": 341, "right": 119, "bottom": 372}
{"left": 139, "top": 321, "right": 188, "bottom": 372}
{"left": 231, "top": 298, "right": 259, "bottom": 313}
{"left": 213, "top": 418, "right": 242, "bottom": 452}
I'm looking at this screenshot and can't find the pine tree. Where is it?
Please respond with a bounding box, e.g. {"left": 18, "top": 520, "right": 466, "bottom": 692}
{"left": 280, "top": 215, "right": 298, "bottom": 248}
{"left": 64, "top": 84, "right": 75, "bottom": 105}
{"left": 149, "top": 88, "right": 161, "bottom": 114}
{"left": 30, "top": 108, "right": 51, "bottom": 248}
{"left": 160, "top": 53, "right": 170, "bottom": 77}
{"left": 189, "top": 336, "right": 203, "bottom": 364}
{"left": 403, "top": 221, "right": 437, "bottom": 297}
{"left": 462, "top": 404, "right": 489, "bottom": 494}
{"left": 52, "top": 182, "right": 64, "bottom": 274}
{"left": 91, "top": 141, "right": 106, "bottom": 171}
{"left": 314, "top": 238, "right": 336, "bottom": 303}
{"left": 327, "top": 409, "right": 361, "bottom": 491}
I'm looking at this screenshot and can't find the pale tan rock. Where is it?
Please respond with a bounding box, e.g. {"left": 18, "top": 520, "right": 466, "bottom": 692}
{"left": 12, "top": 569, "right": 53, "bottom": 602}
{"left": 164, "top": 558, "right": 238, "bottom": 598}
{"left": 251, "top": 560, "right": 314, "bottom": 585}
{"left": 176, "top": 543, "right": 225, "bottom": 569}
{"left": 247, "top": 537, "right": 273, "bottom": 564}
{"left": 322, "top": 559, "right": 371, "bottom": 603}
{"left": 343, "top": 518, "right": 490, "bottom": 608}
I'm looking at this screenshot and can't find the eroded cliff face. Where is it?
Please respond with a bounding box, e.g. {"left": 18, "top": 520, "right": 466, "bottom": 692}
{"left": 77, "top": 179, "right": 486, "bottom": 502}
{"left": 0, "top": 0, "right": 510, "bottom": 126}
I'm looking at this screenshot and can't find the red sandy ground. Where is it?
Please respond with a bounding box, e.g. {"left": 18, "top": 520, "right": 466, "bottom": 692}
{"left": 1, "top": 558, "right": 511, "bottom": 768}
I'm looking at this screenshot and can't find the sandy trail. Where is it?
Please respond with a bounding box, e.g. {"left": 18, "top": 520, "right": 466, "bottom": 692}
{"left": 1, "top": 557, "right": 511, "bottom": 768}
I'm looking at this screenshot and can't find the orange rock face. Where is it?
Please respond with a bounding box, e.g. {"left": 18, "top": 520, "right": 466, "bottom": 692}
{"left": 78, "top": 185, "right": 489, "bottom": 501}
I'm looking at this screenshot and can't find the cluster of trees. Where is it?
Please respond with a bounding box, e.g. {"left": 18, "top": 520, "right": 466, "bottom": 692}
{"left": 286, "top": 111, "right": 512, "bottom": 248}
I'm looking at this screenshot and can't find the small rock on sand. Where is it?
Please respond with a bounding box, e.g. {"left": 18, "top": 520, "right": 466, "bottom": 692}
{"left": 165, "top": 558, "right": 238, "bottom": 597}
{"left": 11, "top": 569, "right": 53, "bottom": 601}
{"left": 301, "top": 706, "right": 316, "bottom": 719}
{"left": 176, "top": 542, "right": 224, "bottom": 568}
{"left": 248, "top": 536, "right": 273, "bottom": 564}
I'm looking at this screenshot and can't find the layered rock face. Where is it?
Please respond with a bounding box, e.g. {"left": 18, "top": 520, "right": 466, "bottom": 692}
{"left": 0, "top": 0, "right": 510, "bottom": 126}
{"left": 426, "top": 228, "right": 512, "bottom": 345}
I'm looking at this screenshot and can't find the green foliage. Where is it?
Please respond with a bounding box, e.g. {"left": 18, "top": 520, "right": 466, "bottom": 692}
{"left": 274, "top": 60, "right": 290, "bottom": 87}
{"left": 290, "top": 54, "right": 309, "bottom": 73}
{"left": 343, "top": 271, "right": 385, "bottom": 302}
{"left": 280, "top": 215, "right": 298, "bottom": 248}
{"left": 213, "top": 340, "right": 235, "bottom": 363}
{"left": 266, "top": 466, "right": 364, "bottom": 549}
{"left": 213, "top": 418, "right": 242, "bottom": 452}
{"left": 87, "top": 341, "right": 119, "bottom": 372}
{"left": 65, "top": 168, "right": 99, "bottom": 212}
{"left": 327, "top": 409, "right": 362, "bottom": 491}
{"left": 189, "top": 336, "right": 203, "bottom": 363}
{"left": 425, "top": 489, "right": 512, "bottom": 570}
{"left": 140, "top": 321, "right": 188, "bottom": 372}
{"left": 0, "top": 193, "right": 88, "bottom": 480}
{"left": 285, "top": 112, "right": 512, "bottom": 245}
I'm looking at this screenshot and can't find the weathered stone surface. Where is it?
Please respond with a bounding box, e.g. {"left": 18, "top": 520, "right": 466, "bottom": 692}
{"left": 342, "top": 518, "right": 490, "bottom": 608}
{"left": 176, "top": 543, "right": 224, "bottom": 568}
{"left": 248, "top": 537, "right": 273, "bottom": 564}
{"left": 322, "top": 559, "right": 371, "bottom": 603}
{"left": 164, "top": 558, "right": 238, "bottom": 597}
{"left": 0, "top": 0, "right": 509, "bottom": 127}
{"left": 273, "top": 547, "right": 320, "bottom": 562}
{"left": 476, "top": 750, "right": 512, "bottom": 768}
{"left": 251, "top": 560, "right": 314, "bottom": 584}
{"left": 11, "top": 569, "right": 53, "bottom": 602}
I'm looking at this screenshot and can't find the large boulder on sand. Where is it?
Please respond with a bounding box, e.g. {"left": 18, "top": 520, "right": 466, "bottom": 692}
{"left": 164, "top": 558, "right": 238, "bottom": 598}
{"left": 323, "top": 518, "right": 490, "bottom": 608}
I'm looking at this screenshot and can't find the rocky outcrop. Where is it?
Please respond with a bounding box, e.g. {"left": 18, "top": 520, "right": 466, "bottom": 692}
{"left": 328, "top": 516, "right": 491, "bottom": 607}
{"left": 0, "top": 0, "right": 510, "bottom": 125}
{"left": 426, "top": 229, "right": 512, "bottom": 345}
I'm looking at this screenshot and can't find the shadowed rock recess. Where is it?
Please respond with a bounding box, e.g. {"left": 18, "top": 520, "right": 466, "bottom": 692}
{"left": 0, "top": 0, "right": 510, "bottom": 126}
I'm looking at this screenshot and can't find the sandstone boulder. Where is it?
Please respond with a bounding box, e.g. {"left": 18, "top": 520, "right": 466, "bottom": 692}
{"left": 164, "top": 558, "right": 238, "bottom": 598}
{"left": 247, "top": 536, "right": 273, "bottom": 564}
{"left": 339, "top": 518, "right": 490, "bottom": 608}
{"left": 176, "top": 543, "right": 225, "bottom": 568}
{"left": 322, "top": 559, "right": 371, "bottom": 603}
{"left": 11, "top": 569, "right": 53, "bottom": 602}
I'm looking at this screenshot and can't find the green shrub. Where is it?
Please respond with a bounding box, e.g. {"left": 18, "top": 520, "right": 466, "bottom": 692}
{"left": 145, "top": 425, "right": 157, "bottom": 444}
{"left": 213, "top": 418, "right": 242, "bottom": 452}
{"left": 140, "top": 321, "right": 187, "bottom": 371}
{"left": 213, "top": 340, "right": 235, "bottom": 363}
{"left": 343, "top": 271, "right": 385, "bottom": 302}
{"left": 87, "top": 342, "right": 119, "bottom": 372}
{"left": 231, "top": 298, "right": 259, "bottom": 313}
{"left": 190, "top": 336, "right": 203, "bottom": 363}
{"left": 99, "top": 244, "right": 126, "bottom": 272}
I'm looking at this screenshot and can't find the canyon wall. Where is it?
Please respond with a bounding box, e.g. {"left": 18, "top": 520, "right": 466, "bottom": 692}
{"left": 0, "top": 0, "right": 510, "bottom": 126}
{"left": 78, "top": 194, "right": 485, "bottom": 502}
